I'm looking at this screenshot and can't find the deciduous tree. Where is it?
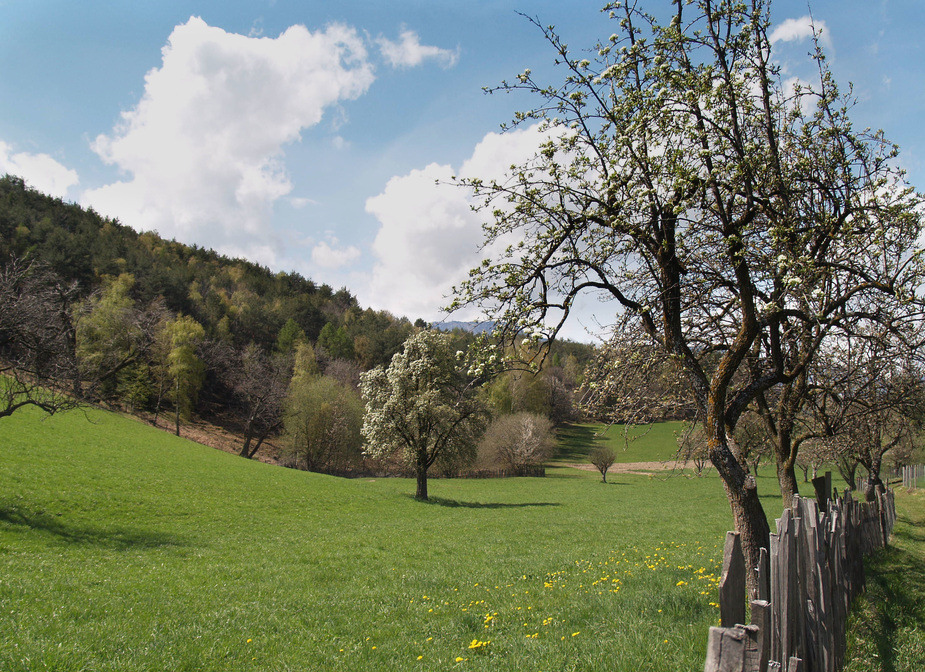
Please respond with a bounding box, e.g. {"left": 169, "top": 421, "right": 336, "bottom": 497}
{"left": 0, "top": 259, "right": 79, "bottom": 420}
{"left": 360, "top": 330, "right": 488, "bottom": 500}
{"left": 451, "top": 0, "right": 924, "bottom": 594}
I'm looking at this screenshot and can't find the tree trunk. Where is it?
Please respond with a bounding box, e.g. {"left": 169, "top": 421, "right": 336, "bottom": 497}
{"left": 174, "top": 379, "right": 181, "bottom": 437}
{"left": 710, "top": 430, "right": 771, "bottom": 600}
{"left": 240, "top": 412, "right": 257, "bottom": 457}
{"left": 415, "top": 467, "right": 428, "bottom": 501}
{"left": 777, "top": 461, "right": 800, "bottom": 509}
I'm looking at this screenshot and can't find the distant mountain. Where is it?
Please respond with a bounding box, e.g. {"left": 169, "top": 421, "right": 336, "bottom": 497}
{"left": 433, "top": 320, "right": 496, "bottom": 335}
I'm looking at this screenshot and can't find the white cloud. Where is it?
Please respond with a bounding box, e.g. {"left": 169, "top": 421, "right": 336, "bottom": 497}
{"left": 312, "top": 238, "right": 361, "bottom": 269}
{"left": 82, "top": 16, "right": 376, "bottom": 264}
{"left": 376, "top": 29, "right": 459, "bottom": 69}
{"left": 0, "top": 141, "right": 79, "bottom": 199}
{"left": 770, "top": 16, "right": 832, "bottom": 49}
{"left": 362, "top": 124, "right": 550, "bottom": 321}
{"left": 288, "top": 196, "right": 316, "bottom": 208}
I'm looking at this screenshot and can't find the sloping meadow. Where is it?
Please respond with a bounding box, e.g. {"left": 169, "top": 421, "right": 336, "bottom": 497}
{"left": 1, "top": 406, "right": 736, "bottom": 671}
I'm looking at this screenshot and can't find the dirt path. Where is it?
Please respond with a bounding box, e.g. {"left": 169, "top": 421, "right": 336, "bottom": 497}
{"left": 566, "top": 460, "right": 699, "bottom": 474}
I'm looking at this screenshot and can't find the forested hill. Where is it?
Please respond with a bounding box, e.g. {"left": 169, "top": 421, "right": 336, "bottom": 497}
{"left": 0, "top": 173, "right": 419, "bottom": 364}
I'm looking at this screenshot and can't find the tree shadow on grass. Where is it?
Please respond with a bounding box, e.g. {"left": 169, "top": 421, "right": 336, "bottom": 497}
{"left": 552, "top": 424, "right": 603, "bottom": 463}
{"left": 0, "top": 505, "right": 188, "bottom": 551}
{"left": 418, "top": 496, "right": 561, "bottom": 509}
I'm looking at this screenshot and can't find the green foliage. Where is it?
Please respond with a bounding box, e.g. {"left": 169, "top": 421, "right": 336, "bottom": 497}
{"left": 163, "top": 315, "right": 206, "bottom": 424}
{"left": 317, "top": 322, "right": 355, "bottom": 361}
{"left": 75, "top": 273, "right": 139, "bottom": 398}
{"left": 284, "top": 374, "right": 364, "bottom": 472}
{"left": 275, "top": 317, "right": 306, "bottom": 355}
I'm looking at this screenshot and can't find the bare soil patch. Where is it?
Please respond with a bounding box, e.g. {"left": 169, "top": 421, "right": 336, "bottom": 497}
{"left": 567, "top": 460, "right": 698, "bottom": 474}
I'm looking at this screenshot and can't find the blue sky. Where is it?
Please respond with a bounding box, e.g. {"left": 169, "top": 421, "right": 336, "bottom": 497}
{"left": 1, "top": 1, "right": 922, "bottom": 339}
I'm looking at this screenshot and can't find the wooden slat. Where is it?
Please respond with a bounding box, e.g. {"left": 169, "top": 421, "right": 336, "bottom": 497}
{"left": 720, "top": 531, "right": 746, "bottom": 628}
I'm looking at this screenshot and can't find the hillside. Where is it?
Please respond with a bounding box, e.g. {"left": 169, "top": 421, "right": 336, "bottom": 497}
{"left": 0, "top": 403, "right": 735, "bottom": 671}
{"left": 0, "top": 174, "right": 414, "bottom": 358}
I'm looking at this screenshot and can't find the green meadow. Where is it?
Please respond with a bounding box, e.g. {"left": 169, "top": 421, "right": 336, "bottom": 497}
{"left": 0, "top": 406, "right": 916, "bottom": 671}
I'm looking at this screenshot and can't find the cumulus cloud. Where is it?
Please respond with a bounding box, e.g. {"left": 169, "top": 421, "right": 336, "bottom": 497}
{"left": 82, "top": 17, "right": 375, "bottom": 264}
{"left": 362, "top": 124, "right": 550, "bottom": 321}
{"left": 312, "top": 238, "right": 361, "bottom": 269}
{"left": 0, "top": 141, "right": 79, "bottom": 199}
{"left": 376, "top": 28, "right": 459, "bottom": 69}
{"left": 770, "top": 16, "right": 832, "bottom": 49}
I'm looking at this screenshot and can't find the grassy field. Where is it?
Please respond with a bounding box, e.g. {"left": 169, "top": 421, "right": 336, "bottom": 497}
{"left": 552, "top": 422, "right": 688, "bottom": 466}
{"left": 1, "top": 408, "right": 918, "bottom": 670}
{"left": 844, "top": 489, "right": 925, "bottom": 671}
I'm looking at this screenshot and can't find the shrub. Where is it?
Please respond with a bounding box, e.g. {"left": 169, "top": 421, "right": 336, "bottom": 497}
{"left": 478, "top": 412, "right": 555, "bottom": 470}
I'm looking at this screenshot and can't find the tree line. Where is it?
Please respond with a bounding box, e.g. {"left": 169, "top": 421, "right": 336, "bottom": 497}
{"left": 0, "top": 175, "right": 593, "bottom": 494}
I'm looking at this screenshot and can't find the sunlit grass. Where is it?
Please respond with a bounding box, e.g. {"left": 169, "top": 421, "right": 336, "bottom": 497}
{"left": 844, "top": 489, "right": 925, "bottom": 672}
{"left": 553, "top": 422, "right": 689, "bottom": 465}
{"left": 0, "top": 406, "right": 758, "bottom": 670}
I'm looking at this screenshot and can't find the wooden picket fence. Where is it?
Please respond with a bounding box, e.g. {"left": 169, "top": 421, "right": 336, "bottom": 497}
{"left": 902, "top": 464, "right": 923, "bottom": 490}
{"left": 704, "top": 472, "right": 896, "bottom": 672}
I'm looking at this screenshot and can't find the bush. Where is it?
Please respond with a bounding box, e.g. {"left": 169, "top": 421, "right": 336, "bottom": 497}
{"left": 477, "top": 412, "right": 555, "bottom": 470}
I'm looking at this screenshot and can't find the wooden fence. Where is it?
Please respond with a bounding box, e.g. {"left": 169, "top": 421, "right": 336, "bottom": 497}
{"left": 902, "top": 464, "right": 923, "bottom": 490}
{"left": 704, "top": 472, "right": 896, "bottom": 672}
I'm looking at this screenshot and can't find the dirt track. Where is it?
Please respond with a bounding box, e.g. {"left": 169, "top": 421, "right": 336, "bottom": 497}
{"left": 567, "top": 460, "right": 698, "bottom": 475}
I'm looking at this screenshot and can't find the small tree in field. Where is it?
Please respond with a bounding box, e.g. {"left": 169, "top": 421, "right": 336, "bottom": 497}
{"left": 360, "top": 330, "right": 487, "bottom": 500}
{"left": 589, "top": 445, "right": 616, "bottom": 483}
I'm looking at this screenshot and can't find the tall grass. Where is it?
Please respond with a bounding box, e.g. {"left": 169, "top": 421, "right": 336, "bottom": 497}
{"left": 0, "top": 407, "right": 749, "bottom": 670}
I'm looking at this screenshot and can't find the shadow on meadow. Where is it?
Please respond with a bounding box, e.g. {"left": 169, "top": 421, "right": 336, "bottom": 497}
{"left": 553, "top": 424, "right": 603, "bottom": 462}
{"left": 0, "top": 505, "right": 187, "bottom": 551}
{"left": 420, "top": 496, "right": 561, "bottom": 509}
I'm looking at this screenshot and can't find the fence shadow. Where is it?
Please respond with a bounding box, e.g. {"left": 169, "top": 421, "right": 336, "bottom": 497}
{"left": 0, "top": 505, "right": 188, "bottom": 551}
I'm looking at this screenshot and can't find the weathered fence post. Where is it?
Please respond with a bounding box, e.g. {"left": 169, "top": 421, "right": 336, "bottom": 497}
{"left": 703, "top": 625, "right": 761, "bottom": 672}
{"left": 720, "top": 531, "right": 746, "bottom": 628}
{"left": 750, "top": 599, "right": 771, "bottom": 672}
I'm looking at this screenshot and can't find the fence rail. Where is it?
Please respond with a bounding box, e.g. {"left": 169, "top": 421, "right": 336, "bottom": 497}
{"left": 704, "top": 472, "right": 896, "bottom": 672}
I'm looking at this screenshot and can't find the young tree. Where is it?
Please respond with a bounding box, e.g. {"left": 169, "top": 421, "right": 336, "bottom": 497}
{"left": 226, "top": 344, "right": 291, "bottom": 459}
{"left": 451, "top": 1, "right": 923, "bottom": 593}
{"left": 360, "top": 330, "right": 488, "bottom": 500}
{"left": 162, "top": 315, "right": 206, "bottom": 436}
{"left": 589, "top": 445, "right": 617, "bottom": 483}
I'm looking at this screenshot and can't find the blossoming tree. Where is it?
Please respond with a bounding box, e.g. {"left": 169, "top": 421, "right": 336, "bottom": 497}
{"left": 451, "top": 0, "right": 924, "bottom": 595}
{"left": 360, "top": 330, "right": 488, "bottom": 500}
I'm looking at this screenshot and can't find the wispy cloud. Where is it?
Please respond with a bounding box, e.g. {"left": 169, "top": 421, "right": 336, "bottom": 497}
{"left": 770, "top": 16, "right": 832, "bottom": 49}
{"left": 376, "top": 28, "right": 459, "bottom": 69}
